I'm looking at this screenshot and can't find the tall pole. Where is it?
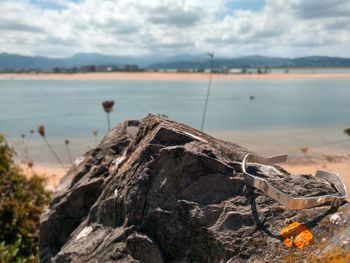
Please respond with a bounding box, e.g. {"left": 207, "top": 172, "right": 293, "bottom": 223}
{"left": 200, "top": 52, "right": 214, "bottom": 131}
{"left": 107, "top": 112, "right": 111, "bottom": 131}
{"left": 65, "top": 140, "right": 73, "bottom": 165}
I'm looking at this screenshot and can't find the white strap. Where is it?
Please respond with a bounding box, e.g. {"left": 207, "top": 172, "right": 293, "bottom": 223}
{"left": 241, "top": 153, "right": 347, "bottom": 210}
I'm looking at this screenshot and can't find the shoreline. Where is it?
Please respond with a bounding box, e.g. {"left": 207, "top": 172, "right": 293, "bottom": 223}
{"left": 2, "top": 72, "right": 350, "bottom": 80}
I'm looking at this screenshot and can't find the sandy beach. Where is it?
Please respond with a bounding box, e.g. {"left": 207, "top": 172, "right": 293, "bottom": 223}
{"left": 22, "top": 163, "right": 65, "bottom": 190}
{"left": 2, "top": 72, "right": 350, "bottom": 80}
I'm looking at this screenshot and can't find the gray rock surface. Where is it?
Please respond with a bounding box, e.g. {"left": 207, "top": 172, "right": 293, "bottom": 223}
{"left": 40, "top": 115, "right": 350, "bottom": 262}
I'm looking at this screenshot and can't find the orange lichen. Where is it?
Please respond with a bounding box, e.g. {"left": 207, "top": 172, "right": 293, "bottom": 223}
{"left": 283, "top": 238, "right": 293, "bottom": 248}
{"left": 280, "top": 222, "right": 313, "bottom": 249}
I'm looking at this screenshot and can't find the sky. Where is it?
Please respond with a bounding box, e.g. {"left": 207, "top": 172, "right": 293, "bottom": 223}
{"left": 0, "top": 0, "right": 349, "bottom": 58}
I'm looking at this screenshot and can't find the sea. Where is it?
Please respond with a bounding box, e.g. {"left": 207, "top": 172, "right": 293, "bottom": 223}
{"left": 1, "top": 76, "right": 350, "bottom": 164}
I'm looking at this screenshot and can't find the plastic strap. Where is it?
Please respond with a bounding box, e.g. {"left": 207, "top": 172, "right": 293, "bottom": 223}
{"left": 241, "top": 153, "right": 347, "bottom": 210}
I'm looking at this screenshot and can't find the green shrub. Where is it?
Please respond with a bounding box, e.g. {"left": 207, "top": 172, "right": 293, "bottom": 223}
{"left": 0, "top": 239, "right": 27, "bottom": 263}
{"left": 0, "top": 135, "right": 51, "bottom": 262}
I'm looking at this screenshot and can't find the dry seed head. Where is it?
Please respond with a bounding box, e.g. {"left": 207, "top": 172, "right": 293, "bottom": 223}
{"left": 102, "top": 100, "right": 115, "bottom": 113}
{"left": 38, "top": 125, "right": 45, "bottom": 137}
{"left": 65, "top": 139, "right": 70, "bottom": 145}
{"left": 27, "top": 160, "right": 34, "bottom": 168}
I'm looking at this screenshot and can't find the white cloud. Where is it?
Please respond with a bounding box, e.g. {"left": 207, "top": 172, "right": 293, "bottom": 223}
{"left": 290, "top": 0, "right": 350, "bottom": 19}
{"left": 0, "top": 0, "right": 349, "bottom": 58}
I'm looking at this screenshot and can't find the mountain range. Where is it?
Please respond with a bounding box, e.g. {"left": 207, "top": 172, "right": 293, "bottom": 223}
{"left": 1, "top": 53, "right": 350, "bottom": 70}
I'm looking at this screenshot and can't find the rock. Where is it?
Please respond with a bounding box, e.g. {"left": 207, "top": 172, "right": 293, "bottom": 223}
{"left": 40, "top": 114, "right": 350, "bottom": 262}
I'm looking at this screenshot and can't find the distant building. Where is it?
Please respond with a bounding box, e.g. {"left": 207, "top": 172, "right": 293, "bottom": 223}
{"left": 123, "top": 64, "right": 139, "bottom": 71}
{"left": 228, "top": 69, "right": 242, "bottom": 74}
{"left": 80, "top": 65, "right": 97, "bottom": 72}
{"left": 97, "top": 65, "right": 117, "bottom": 72}
{"left": 53, "top": 67, "right": 63, "bottom": 73}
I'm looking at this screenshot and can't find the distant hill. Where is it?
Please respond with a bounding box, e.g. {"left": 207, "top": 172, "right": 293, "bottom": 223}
{"left": 0, "top": 53, "right": 64, "bottom": 70}
{"left": 0, "top": 52, "right": 204, "bottom": 70}
{"left": 291, "top": 56, "right": 350, "bottom": 67}
{"left": 0, "top": 53, "right": 154, "bottom": 70}
{"left": 1, "top": 52, "right": 350, "bottom": 70}
{"left": 150, "top": 55, "right": 350, "bottom": 69}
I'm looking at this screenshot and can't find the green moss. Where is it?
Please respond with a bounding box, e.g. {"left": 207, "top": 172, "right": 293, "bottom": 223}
{"left": 0, "top": 135, "right": 51, "bottom": 262}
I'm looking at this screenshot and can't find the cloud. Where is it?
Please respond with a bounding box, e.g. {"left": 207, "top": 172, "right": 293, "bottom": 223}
{"left": 147, "top": 5, "right": 202, "bottom": 28}
{"left": 0, "top": 0, "right": 349, "bottom": 58}
{"left": 325, "top": 19, "right": 350, "bottom": 30}
{"left": 290, "top": 0, "right": 350, "bottom": 19}
{"left": 110, "top": 25, "right": 139, "bottom": 35}
{"left": 0, "top": 21, "right": 44, "bottom": 33}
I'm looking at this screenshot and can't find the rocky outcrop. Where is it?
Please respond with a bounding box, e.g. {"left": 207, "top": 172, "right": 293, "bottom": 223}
{"left": 40, "top": 115, "right": 350, "bottom": 262}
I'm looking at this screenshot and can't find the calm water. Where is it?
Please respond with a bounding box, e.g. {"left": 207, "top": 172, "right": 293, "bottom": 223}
{"left": 0, "top": 79, "right": 349, "bottom": 163}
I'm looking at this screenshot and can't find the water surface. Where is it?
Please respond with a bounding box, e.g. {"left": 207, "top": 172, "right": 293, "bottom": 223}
{"left": 0, "top": 79, "right": 349, "bottom": 163}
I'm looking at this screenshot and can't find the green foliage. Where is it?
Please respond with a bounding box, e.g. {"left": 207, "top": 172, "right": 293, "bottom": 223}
{"left": 0, "top": 239, "right": 31, "bottom": 263}
{"left": 0, "top": 135, "right": 51, "bottom": 262}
